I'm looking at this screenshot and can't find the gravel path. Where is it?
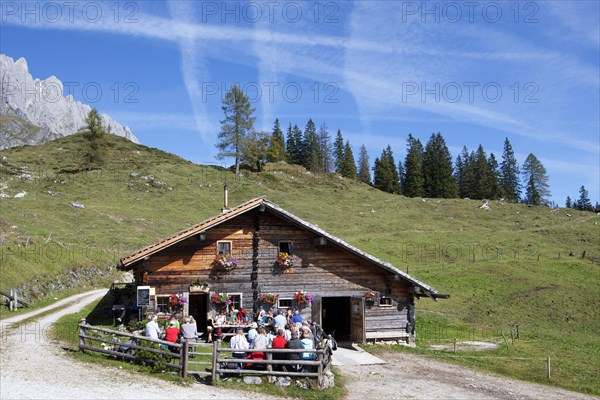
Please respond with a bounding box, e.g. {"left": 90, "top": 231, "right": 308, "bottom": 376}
{"left": 0, "top": 290, "right": 277, "bottom": 400}
{"left": 338, "top": 351, "right": 598, "bottom": 400}
{"left": 1, "top": 290, "right": 597, "bottom": 400}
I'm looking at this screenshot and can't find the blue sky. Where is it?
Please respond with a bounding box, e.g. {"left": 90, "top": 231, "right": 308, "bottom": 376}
{"left": 1, "top": 0, "right": 599, "bottom": 205}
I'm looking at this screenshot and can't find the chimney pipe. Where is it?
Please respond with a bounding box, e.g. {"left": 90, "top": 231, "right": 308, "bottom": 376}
{"left": 222, "top": 183, "right": 229, "bottom": 213}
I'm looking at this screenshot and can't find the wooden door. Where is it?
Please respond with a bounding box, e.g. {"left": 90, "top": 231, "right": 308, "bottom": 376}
{"left": 312, "top": 295, "right": 322, "bottom": 326}
{"left": 350, "top": 296, "right": 365, "bottom": 343}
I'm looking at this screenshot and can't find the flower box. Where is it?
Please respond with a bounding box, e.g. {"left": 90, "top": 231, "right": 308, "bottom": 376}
{"left": 189, "top": 285, "right": 209, "bottom": 293}
{"left": 274, "top": 252, "right": 297, "bottom": 271}
{"left": 211, "top": 253, "right": 238, "bottom": 272}
{"left": 294, "top": 290, "right": 313, "bottom": 307}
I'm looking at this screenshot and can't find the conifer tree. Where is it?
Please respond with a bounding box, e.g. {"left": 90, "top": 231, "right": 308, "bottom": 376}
{"left": 398, "top": 160, "right": 405, "bottom": 194}
{"left": 403, "top": 134, "right": 424, "bottom": 197}
{"left": 302, "top": 119, "right": 321, "bottom": 172}
{"left": 357, "top": 144, "right": 371, "bottom": 184}
{"left": 422, "top": 132, "right": 457, "bottom": 198}
{"left": 524, "top": 174, "right": 541, "bottom": 205}
{"left": 340, "top": 140, "right": 357, "bottom": 179}
{"left": 373, "top": 145, "right": 400, "bottom": 194}
{"left": 318, "top": 123, "right": 334, "bottom": 173}
{"left": 456, "top": 146, "right": 476, "bottom": 198}
{"left": 79, "top": 108, "right": 107, "bottom": 170}
{"left": 334, "top": 129, "right": 344, "bottom": 174}
{"left": 522, "top": 153, "right": 550, "bottom": 205}
{"left": 487, "top": 153, "right": 502, "bottom": 199}
{"left": 216, "top": 84, "right": 256, "bottom": 176}
{"left": 267, "top": 118, "right": 285, "bottom": 162}
{"left": 577, "top": 185, "right": 592, "bottom": 211}
{"left": 285, "top": 123, "right": 297, "bottom": 164}
{"left": 500, "top": 137, "right": 520, "bottom": 202}
{"left": 565, "top": 196, "right": 572, "bottom": 208}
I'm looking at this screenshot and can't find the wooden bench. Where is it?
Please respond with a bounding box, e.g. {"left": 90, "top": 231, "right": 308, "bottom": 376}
{"left": 366, "top": 330, "right": 409, "bottom": 343}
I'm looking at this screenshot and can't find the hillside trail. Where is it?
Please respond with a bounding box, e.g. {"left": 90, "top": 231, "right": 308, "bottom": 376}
{"left": 1, "top": 290, "right": 597, "bottom": 400}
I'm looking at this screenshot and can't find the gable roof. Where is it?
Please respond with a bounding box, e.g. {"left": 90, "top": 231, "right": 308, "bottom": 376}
{"left": 119, "top": 197, "right": 439, "bottom": 296}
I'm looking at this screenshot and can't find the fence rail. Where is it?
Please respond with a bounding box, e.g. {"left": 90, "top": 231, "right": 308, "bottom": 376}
{"left": 78, "top": 323, "right": 332, "bottom": 387}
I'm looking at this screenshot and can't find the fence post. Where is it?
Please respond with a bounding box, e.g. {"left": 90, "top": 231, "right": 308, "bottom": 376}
{"left": 547, "top": 354, "right": 551, "bottom": 379}
{"left": 453, "top": 338, "right": 457, "bottom": 353}
{"left": 79, "top": 319, "right": 87, "bottom": 352}
{"left": 211, "top": 340, "right": 219, "bottom": 383}
{"left": 266, "top": 352, "right": 275, "bottom": 383}
{"left": 317, "top": 350, "right": 324, "bottom": 389}
{"left": 181, "top": 340, "right": 189, "bottom": 378}
{"left": 14, "top": 290, "right": 18, "bottom": 311}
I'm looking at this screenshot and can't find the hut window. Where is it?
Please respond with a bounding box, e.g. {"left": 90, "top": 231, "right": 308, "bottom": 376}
{"left": 217, "top": 241, "right": 232, "bottom": 255}
{"left": 278, "top": 298, "right": 293, "bottom": 308}
{"left": 379, "top": 296, "right": 392, "bottom": 306}
{"left": 155, "top": 295, "right": 169, "bottom": 312}
{"left": 228, "top": 293, "right": 242, "bottom": 310}
{"left": 278, "top": 241, "right": 292, "bottom": 254}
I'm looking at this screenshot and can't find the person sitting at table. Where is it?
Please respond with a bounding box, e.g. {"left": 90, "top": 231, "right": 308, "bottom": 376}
{"left": 247, "top": 322, "right": 258, "bottom": 346}
{"left": 285, "top": 331, "right": 304, "bottom": 372}
{"left": 214, "top": 310, "right": 226, "bottom": 326}
{"left": 300, "top": 331, "right": 315, "bottom": 361}
{"left": 271, "top": 328, "right": 287, "bottom": 370}
{"left": 251, "top": 326, "right": 268, "bottom": 350}
{"left": 273, "top": 310, "right": 287, "bottom": 330}
{"left": 164, "top": 320, "right": 181, "bottom": 352}
{"left": 226, "top": 310, "right": 236, "bottom": 324}
{"left": 241, "top": 309, "right": 251, "bottom": 324}
{"left": 284, "top": 323, "right": 292, "bottom": 341}
{"left": 145, "top": 315, "right": 161, "bottom": 340}
{"left": 292, "top": 309, "right": 303, "bottom": 324}
{"left": 256, "top": 309, "right": 266, "bottom": 323}
{"left": 180, "top": 317, "right": 198, "bottom": 341}
{"left": 169, "top": 315, "right": 180, "bottom": 330}
{"left": 229, "top": 327, "right": 249, "bottom": 370}
{"left": 286, "top": 309, "right": 293, "bottom": 324}
{"left": 206, "top": 312, "right": 214, "bottom": 343}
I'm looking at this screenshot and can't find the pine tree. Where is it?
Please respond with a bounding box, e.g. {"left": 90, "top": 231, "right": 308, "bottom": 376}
{"left": 266, "top": 118, "right": 285, "bottom": 162}
{"left": 403, "top": 134, "right": 424, "bottom": 197}
{"left": 500, "top": 137, "right": 520, "bottom": 202}
{"left": 565, "top": 196, "right": 572, "bottom": 208}
{"left": 333, "top": 129, "right": 344, "bottom": 174}
{"left": 487, "top": 153, "right": 502, "bottom": 199}
{"left": 302, "top": 119, "right": 321, "bottom": 172}
{"left": 318, "top": 123, "right": 334, "bottom": 173}
{"left": 357, "top": 145, "right": 371, "bottom": 184}
{"left": 524, "top": 174, "right": 541, "bottom": 205}
{"left": 340, "top": 141, "right": 357, "bottom": 179}
{"left": 293, "top": 124, "right": 304, "bottom": 165}
{"left": 422, "top": 132, "right": 457, "bottom": 198}
{"left": 216, "top": 85, "right": 256, "bottom": 176}
{"left": 522, "top": 153, "right": 551, "bottom": 205}
{"left": 373, "top": 145, "right": 400, "bottom": 194}
{"left": 398, "top": 160, "right": 405, "bottom": 194}
{"left": 286, "top": 124, "right": 303, "bottom": 165}
{"left": 473, "top": 145, "right": 491, "bottom": 199}
{"left": 577, "top": 185, "right": 592, "bottom": 211}
{"left": 79, "top": 108, "right": 107, "bottom": 170}
{"left": 456, "top": 146, "right": 476, "bottom": 198}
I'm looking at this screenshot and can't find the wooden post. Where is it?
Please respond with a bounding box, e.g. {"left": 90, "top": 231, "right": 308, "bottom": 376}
{"left": 79, "top": 320, "right": 87, "bottom": 352}
{"left": 211, "top": 340, "right": 219, "bottom": 383}
{"left": 547, "top": 354, "right": 551, "bottom": 379}
{"left": 501, "top": 331, "right": 509, "bottom": 348}
{"left": 266, "top": 352, "right": 275, "bottom": 383}
{"left": 453, "top": 338, "right": 457, "bottom": 353}
{"left": 181, "top": 340, "right": 189, "bottom": 378}
{"left": 317, "top": 350, "right": 324, "bottom": 389}
{"left": 516, "top": 324, "right": 519, "bottom": 339}
{"left": 9, "top": 290, "right": 13, "bottom": 311}
{"left": 13, "top": 290, "right": 18, "bottom": 311}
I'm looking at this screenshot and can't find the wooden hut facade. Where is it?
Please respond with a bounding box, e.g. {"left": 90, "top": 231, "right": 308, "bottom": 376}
{"left": 118, "top": 197, "right": 445, "bottom": 344}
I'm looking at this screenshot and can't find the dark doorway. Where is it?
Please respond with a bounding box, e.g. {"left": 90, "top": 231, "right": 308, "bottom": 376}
{"left": 321, "top": 297, "right": 351, "bottom": 340}
{"left": 188, "top": 294, "right": 208, "bottom": 336}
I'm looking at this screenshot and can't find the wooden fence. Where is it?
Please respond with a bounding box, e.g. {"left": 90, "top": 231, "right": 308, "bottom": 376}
{"left": 78, "top": 324, "right": 332, "bottom": 388}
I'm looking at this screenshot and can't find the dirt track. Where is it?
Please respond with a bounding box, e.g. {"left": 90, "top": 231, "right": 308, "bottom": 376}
{"left": 1, "top": 290, "right": 597, "bottom": 400}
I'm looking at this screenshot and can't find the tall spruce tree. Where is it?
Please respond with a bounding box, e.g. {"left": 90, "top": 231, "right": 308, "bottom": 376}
{"left": 403, "top": 134, "right": 424, "bottom": 197}
{"left": 565, "top": 196, "right": 572, "bottom": 208}
{"left": 216, "top": 84, "right": 256, "bottom": 176}
{"left": 473, "top": 145, "right": 491, "bottom": 199}
{"left": 524, "top": 174, "right": 541, "bottom": 205}
{"left": 285, "top": 123, "right": 297, "bottom": 164}
{"left": 79, "top": 108, "right": 107, "bottom": 170}
{"left": 500, "top": 137, "right": 520, "bottom": 202}
{"left": 302, "top": 119, "right": 321, "bottom": 172}
{"left": 577, "top": 185, "right": 592, "bottom": 211}
{"left": 357, "top": 145, "right": 371, "bottom": 184}
{"left": 318, "top": 123, "right": 334, "bottom": 173}
{"left": 340, "top": 140, "right": 357, "bottom": 179}
{"left": 456, "top": 146, "right": 476, "bottom": 198}
{"left": 373, "top": 145, "right": 400, "bottom": 194}
{"left": 398, "top": 160, "right": 405, "bottom": 194}
{"left": 422, "top": 132, "right": 457, "bottom": 198}
{"left": 487, "top": 153, "right": 502, "bottom": 199}
{"left": 267, "top": 118, "right": 285, "bottom": 162}
{"left": 333, "top": 129, "right": 344, "bottom": 174}
{"left": 522, "top": 153, "right": 551, "bottom": 205}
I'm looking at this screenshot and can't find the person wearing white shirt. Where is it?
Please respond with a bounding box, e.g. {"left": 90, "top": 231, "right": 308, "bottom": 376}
{"left": 145, "top": 315, "right": 161, "bottom": 339}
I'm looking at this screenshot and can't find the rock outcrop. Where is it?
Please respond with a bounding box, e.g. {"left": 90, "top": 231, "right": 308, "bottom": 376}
{"left": 0, "top": 54, "right": 139, "bottom": 149}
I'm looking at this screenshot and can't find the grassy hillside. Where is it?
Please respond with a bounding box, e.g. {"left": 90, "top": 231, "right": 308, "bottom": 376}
{"left": 1, "top": 134, "right": 599, "bottom": 394}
